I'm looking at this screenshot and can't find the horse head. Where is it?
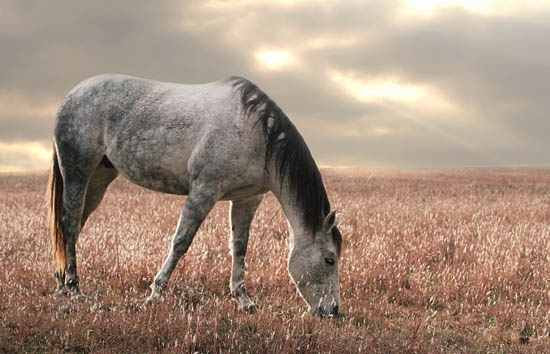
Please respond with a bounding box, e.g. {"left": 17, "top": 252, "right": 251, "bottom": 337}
{"left": 288, "top": 211, "right": 342, "bottom": 316}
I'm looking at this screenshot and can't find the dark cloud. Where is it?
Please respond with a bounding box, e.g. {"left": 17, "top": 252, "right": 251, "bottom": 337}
{"left": 0, "top": 0, "right": 245, "bottom": 94}
{"left": 0, "top": 115, "right": 53, "bottom": 143}
{"left": 1, "top": 0, "right": 549, "bottom": 170}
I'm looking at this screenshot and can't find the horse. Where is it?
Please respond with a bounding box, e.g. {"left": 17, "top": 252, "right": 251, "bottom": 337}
{"left": 47, "top": 74, "right": 342, "bottom": 316}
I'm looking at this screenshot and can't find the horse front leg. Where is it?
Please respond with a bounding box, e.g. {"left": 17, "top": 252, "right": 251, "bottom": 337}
{"left": 229, "top": 195, "right": 263, "bottom": 313}
{"left": 146, "top": 185, "right": 219, "bottom": 304}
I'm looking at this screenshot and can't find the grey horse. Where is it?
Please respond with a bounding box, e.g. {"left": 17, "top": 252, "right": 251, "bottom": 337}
{"left": 47, "top": 74, "right": 342, "bottom": 316}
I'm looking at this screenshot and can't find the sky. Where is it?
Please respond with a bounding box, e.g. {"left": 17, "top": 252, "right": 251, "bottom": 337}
{"left": 1, "top": 0, "right": 549, "bottom": 171}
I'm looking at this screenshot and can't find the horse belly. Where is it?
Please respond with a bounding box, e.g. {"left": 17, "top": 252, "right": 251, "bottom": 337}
{"left": 221, "top": 183, "right": 268, "bottom": 201}
{"left": 109, "top": 150, "right": 192, "bottom": 195}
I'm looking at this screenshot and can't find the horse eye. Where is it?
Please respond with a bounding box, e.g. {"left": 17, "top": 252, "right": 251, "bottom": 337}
{"left": 325, "top": 257, "right": 335, "bottom": 266}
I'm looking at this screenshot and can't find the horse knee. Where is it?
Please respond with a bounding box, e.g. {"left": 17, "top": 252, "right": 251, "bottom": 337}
{"left": 231, "top": 237, "right": 248, "bottom": 257}
{"left": 171, "top": 233, "right": 193, "bottom": 256}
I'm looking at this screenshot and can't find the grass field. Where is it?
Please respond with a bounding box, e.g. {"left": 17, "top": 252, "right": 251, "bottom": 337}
{"left": 1, "top": 169, "right": 549, "bottom": 353}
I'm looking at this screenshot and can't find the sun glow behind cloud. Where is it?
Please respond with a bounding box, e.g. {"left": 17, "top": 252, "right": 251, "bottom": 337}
{"left": 254, "top": 49, "right": 297, "bottom": 71}
{"left": 329, "top": 70, "right": 455, "bottom": 114}
{"left": 331, "top": 72, "right": 423, "bottom": 103}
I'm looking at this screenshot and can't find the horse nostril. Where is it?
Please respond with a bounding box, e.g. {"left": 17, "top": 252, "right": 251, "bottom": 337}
{"left": 333, "top": 305, "right": 339, "bottom": 315}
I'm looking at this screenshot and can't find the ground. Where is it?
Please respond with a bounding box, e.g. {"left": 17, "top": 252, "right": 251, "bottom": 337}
{"left": 1, "top": 169, "right": 549, "bottom": 353}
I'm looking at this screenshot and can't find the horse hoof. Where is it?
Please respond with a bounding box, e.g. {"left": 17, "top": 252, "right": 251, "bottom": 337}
{"left": 54, "top": 287, "right": 68, "bottom": 297}
{"left": 144, "top": 294, "right": 162, "bottom": 307}
{"left": 235, "top": 295, "right": 256, "bottom": 314}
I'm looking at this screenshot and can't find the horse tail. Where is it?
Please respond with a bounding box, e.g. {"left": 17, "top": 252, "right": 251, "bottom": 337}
{"left": 47, "top": 147, "right": 65, "bottom": 278}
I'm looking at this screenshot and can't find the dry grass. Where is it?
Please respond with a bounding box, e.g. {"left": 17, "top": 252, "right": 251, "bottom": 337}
{"left": 1, "top": 169, "right": 549, "bottom": 353}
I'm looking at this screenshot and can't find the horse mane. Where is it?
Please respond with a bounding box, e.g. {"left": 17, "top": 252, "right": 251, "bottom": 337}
{"left": 231, "top": 78, "right": 342, "bottom": 254}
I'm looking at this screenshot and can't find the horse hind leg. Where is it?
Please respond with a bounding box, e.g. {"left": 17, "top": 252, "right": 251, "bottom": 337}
{"left": 63, "top": 158, "right": 118, "bottom": 297}
{"left": 54, "top": 151, "right": 102, "bottom": 297}
{"left": 58, "top": 174, "right": 90, "bottom": 297}
{"left": 229, "top": 195, "right": 263, "bottom": 313}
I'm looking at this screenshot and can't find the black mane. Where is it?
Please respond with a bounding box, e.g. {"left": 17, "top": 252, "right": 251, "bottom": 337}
{"left": 232, "top": 78, "right": 342, "bottom": 254}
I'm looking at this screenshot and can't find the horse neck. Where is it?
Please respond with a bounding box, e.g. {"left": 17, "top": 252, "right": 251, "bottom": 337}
{"left": 269, "top": 174, "right": 310, "bottom": 251}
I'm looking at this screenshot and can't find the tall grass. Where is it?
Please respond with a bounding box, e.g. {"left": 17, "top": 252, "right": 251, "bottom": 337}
{"left": 0, "top": 169, "right": 549, "bottom": 353}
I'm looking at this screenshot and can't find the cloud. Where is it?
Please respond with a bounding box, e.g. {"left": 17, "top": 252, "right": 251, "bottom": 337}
{"left": 400, "top": 0, "right": 550, "bottom": 18}
{"left": 0, "top": 141, "right": 51, "bottom": 172}
{"left": 1, "top": 0, "right": 549, "bottom": 170}
{"left": 0, "top": 91, "right": 58, "bottom": 142}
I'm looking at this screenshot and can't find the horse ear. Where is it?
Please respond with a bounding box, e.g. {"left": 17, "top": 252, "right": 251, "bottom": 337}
{"left": 323, "top": 211, "right": 336, "bottom": 231}
{"left": 334, "top": 213, "right": 342, "bottom": 227}
{"left": 323, "top": 211, "right": 340, "bottom": 231}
